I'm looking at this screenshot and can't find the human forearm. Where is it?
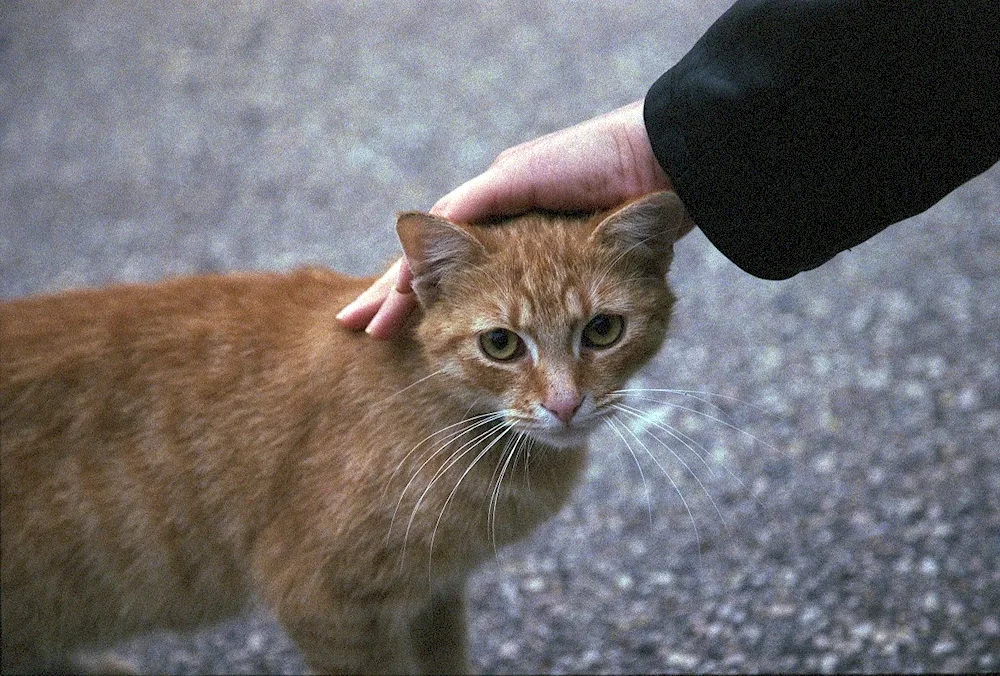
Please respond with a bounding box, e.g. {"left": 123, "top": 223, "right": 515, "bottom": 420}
{"left": 645, "top": 0, "right": 1000, "bottom": 279}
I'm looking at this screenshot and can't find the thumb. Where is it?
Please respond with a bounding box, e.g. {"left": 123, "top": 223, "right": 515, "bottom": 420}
{"left": 430, "top": 166, "right": 536, "bottom": 223}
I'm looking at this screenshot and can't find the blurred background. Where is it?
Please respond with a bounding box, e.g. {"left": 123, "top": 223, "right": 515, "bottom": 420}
{"left": 2, "top": 2, "right": 997, "bottom": 673}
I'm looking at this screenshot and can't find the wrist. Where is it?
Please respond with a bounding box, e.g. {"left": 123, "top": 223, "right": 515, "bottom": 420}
{"left": 619, "top": 99, "right": 675, "bottom": 195}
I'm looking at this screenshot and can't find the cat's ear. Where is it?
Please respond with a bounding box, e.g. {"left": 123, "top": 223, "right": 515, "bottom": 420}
{"left": 396, "top": 212, "right": 486, "bottom": 306}
{"left": 589, "top": 191, "right": 691, "bottom": 274}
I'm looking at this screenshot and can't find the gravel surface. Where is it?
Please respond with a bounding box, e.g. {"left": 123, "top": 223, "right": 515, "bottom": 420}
{"left": 2, "top": 2, "right": 998, "bottom": 673}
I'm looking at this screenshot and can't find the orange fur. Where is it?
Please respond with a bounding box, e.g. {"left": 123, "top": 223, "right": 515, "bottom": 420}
{"left": 1, "top": 192, "right": 687, "bottom": 674}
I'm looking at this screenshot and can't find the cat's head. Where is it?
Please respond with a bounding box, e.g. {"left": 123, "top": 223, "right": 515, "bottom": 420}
{"left": 397, "top": 191, "right": 687, "bottom": 449}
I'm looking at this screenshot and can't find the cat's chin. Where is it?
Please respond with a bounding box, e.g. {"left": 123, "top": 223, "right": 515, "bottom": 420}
{"left": 523, "top": 424, "right": 596, "bottom": 450}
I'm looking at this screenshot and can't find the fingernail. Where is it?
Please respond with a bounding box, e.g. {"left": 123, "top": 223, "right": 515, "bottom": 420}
{"left": 430, "top": 194, "right": 453, "bottom": 217}
{"left": 365, "top": 315, "right": 385, "bottom": 339}
{"left": 364, "top": 303, "right": 387, "bottom": 337}
{"left": 335, "top": 302, "right": 356, "bottom": 321}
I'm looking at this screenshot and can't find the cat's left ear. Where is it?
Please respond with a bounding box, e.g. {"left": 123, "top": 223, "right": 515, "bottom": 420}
{"left": 589, "top": 191, "right": 692, "bottom": 274}
{"left": 396, "top": 212, "right": 486, "bottom": 306}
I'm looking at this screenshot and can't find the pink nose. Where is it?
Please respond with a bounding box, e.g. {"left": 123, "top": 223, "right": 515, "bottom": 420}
{"left": 543, "top": 393, "right": 583, "bottom": 425}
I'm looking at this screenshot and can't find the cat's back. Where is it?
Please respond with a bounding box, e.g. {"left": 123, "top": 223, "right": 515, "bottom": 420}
{"left": 0, "top": 268, "right": 384, "bottom": 398}
{"left": 2, "top": 267, "right": 361, "bottom": 378}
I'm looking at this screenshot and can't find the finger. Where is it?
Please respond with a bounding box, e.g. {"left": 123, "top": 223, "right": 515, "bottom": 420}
{"left": 430, "top": 172, "right": 498, "bottom": 222}
{"left": 393, "top": 257, "right": 414, "bottom": 293}
{"left": 335, "top": 259, "right": 400, "bottom": 329}
{"left": 365, "top": 285, "right": 419, "bottom": 340}
{"left": 431, "top": 164, "right": 536, "bottom": 223}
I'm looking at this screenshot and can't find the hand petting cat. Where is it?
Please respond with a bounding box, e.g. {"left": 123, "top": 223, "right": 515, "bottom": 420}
{"left": 336, "top": 99, "right": 684, "bottom": 340}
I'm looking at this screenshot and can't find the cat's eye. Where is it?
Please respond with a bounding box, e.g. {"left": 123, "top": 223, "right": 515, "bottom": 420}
{"left": 581, "top": 314, "right": 625, "bottom": 349}
{"left": 479, "top": 328, "right": 524, "bottom": 361}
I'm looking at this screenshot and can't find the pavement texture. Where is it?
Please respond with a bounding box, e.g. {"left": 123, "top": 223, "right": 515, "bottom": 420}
{"left": 2, "top": 1, "right": 998, "bottom": 673}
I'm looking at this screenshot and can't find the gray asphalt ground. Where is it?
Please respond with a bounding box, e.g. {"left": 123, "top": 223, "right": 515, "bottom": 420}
{"left": 2, "top": 2, "right": 998, "bottom": 673}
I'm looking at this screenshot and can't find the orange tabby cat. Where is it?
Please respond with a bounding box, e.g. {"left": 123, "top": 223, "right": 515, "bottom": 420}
{"left": 0, "top": 191, "right": 687, "bottom": 674}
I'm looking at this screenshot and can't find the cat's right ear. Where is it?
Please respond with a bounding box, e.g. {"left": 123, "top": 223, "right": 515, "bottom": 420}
{"left": 396, "top": 212, "right": 486, "bottom": 306}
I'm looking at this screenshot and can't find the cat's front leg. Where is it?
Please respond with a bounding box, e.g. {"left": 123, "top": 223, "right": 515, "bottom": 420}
{"left": 409, "top": 581, "right": 470, "bottom": 675}
{"left": 281, "top": 603, "right": 417, "bottom": 675}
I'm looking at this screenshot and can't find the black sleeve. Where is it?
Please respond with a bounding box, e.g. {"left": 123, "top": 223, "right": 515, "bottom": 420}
{"left": 644, "top": 0, "right": 1000, "bottom": 280}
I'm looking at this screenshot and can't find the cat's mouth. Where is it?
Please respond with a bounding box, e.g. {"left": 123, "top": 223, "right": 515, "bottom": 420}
{"left": 500, "top": 397, "right": 617, "bottom": 449}
{"left": 510, "top": 416, "right": 601, "bottom": 449}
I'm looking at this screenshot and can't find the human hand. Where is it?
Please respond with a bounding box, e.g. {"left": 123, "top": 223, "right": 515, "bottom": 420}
{"left": 431, "top": 99, "right": 673, "bottom": 222}
{"left": 336, "top": 99, "right": 676, "bottom": 339}
{"left": 335, "top": 256, "right": 416, "bottom": 339}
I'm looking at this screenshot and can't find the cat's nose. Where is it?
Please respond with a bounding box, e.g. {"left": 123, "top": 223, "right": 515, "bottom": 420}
{"left": 543, "top": 393, "right": 583, "bottom": 425}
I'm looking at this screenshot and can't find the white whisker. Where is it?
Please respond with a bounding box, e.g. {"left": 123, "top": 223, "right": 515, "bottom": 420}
{"left": 612, "top": 388, "right": 771, "bottom": 416}
{"left": 489, "top": 432, "right": 526, "bottom": 566}
{"left": 614, "top": 404, "right": 729, "bottom": 531}
{"left": 382, "top": 411, "right": 503, "bottom": 542}
{"left": 522, "top": 438, "right": 532, "bottom": 493}
{"left": 605, "top": 417, "right": 653, "bottom": 527}
{"left": 386, "top": 412, "right": 503, "bottom": 547}
{"left": 384, "top": 407, "right": 494, "bottom": 502}
{"left": 486, "top": 432, "right": 518, "bottom": 555}
{"left": 614, "top": 412, "right": 703, "bottom": 557}
{"left": 610, "top": 391, "right": 767, "bottom": 511}
{"left": 401, "top": 414, "right": 510, "bottom": 563}
{"left": 376, "top": 368, "right": 447, "bottom": 405}
{"left": 614, "top": 403, "right": 717, "bottom": 477}
{"left": 616, "top": 392, "right": 787, "bottom": 459}
{"left": 428, "top": 422, "right": 515, "bottom": 578}
{"left": 632, "top": 408, "right": 756, "bottom": 497}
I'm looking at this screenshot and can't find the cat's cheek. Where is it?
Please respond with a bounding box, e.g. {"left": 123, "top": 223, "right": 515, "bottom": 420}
{"left": 437, "top": 353, "right": 524, "bottom": 411}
